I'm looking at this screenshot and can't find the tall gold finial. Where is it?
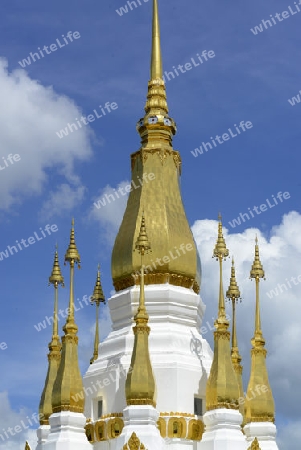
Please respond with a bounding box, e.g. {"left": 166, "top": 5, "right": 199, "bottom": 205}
{"left": 206, "top": 215, "right": 240, "bottom": 411}
{"left": 111, "top": 0, "right": 200, "bottom": 296}
{"left": 245, "top": 238, "right": 275, "bottom": 423}
{"left": 139, "top": 0, "right": 176, "bottom": 138}
{"left": 226, "top": 257, "right": 244, "bottom": 417}
{"left": 213, "top": 213, "right": 229, "bottom": 323}
{"left": 52, "top": 219, "right": 85, "bottom": 414}
{"left": 151, "top": 0, "right": 163, "bottom": 80}
{"left": 125, "top": 215, "right": 156, "bottom": 407}
{"left": 39, "top": 246, "right": 64, "bottom": 425}
{"left": 90, "top": 264, "right": 106, "bottom": 364}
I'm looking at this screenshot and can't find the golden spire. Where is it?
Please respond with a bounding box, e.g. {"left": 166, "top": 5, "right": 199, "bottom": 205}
{"left": 52, "top": 219, "right": 85, "bottom": 413}
{"left": 226, "top": 257, "right": 244, "bottom": 417}
{"left": 39, "top": 245, "right": 64, "bottom": 425}
{"left": 112, "top": 0, "right": 201, "bottom": 296}
{"left": 125, "top": 215, "right": 156, "bottom": 407}
{"left": 25, "top": 442, "right": 31, "bottom": 450}
{"left": 90, "top": 264, "right": 106, "bottom": 364}
{"left": 206, "top": 215, "right": 240, "bottom": 411}
{"left": 245, "top": 238, "right": 275, "bottom": 423}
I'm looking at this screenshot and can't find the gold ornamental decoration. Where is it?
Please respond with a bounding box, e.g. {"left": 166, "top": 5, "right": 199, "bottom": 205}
{"left": 247, "top": 437, "right": 261, "bottom": 450}
{"left": 122, "top": 432, "right": 147, "bottom": 449}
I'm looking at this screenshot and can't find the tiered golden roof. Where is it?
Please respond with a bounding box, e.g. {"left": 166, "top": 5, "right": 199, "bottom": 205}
{"left": 52, "top": 219, "right": 85, "bottom": 413}
{"left": 226, "top": 257, "right": 244, "bottom": 417}
{"left": 90, "top": 264, "right": 105, "bottom": 364}
{"left": 125, "top": 215, "right": 156, "bottom": 407}
{"left": 39, "top": 246, "right": 64, "bottom": 424}
{"left": 111, "top": 0, "right": 201, "bottom": 294}
{"left": 245, "top": 238, "right": 275, "bottom": 423}
{"left": 206, "top": 215, "right": 240, "bottom": 411}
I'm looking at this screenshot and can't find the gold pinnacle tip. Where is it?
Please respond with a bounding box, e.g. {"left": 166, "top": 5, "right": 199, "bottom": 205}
{"left": 135, "top": 215, "right": 151, "bottom": 255}
{"left": 92, "top": 266, "right": 105, "bottom": 304}
{"left": 64, "top": 219, "right": 81, "bottom": 265}
{"left": 213, "top": 214, "right": 229, "bottom": 260}
{"left": 250, "top": 237, "right": 265, "bottom": 280}
{"left": 49, "top": 247, "right": 64, "bottom": 286}
{"left": 226, "top": 256, "right": 241, "bottom": 301}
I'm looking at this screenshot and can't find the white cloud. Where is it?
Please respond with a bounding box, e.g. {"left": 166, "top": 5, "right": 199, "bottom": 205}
{"left": 39, "top": 183, "right": 86, "bottom": 221}
{"left": 0, "top": 392, "right": 38, "bottom": 450}
{"left": 192, "top": 211, "right": 301, "bottom": 447}
{"left": 89, "top": 180, "right": 129, "bottom": 243}
{"left": 0, "top": 58, "right": 93, "bottom": 215}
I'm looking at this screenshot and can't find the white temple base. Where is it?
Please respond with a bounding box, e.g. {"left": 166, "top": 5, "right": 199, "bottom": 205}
{"left": 36, "top": 424, "right": 50, "bottom": 450}
{"left": 199, "top": 409, "right": 248, "bottom": 450}
{"left": 244, "top": 422, "right": 279, "bottom": 450}
{"left": 43, "top": 412, "right": 91, "bottom": 450}
{"left": 111, "top": 405, "right": 164, "bottom": 450}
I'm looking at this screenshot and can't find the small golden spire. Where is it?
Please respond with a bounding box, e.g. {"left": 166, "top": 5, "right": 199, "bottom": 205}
{"left": 213, "top": 213, "right": 229, "bottom": 324}
{"left": 25, "top": 442, "right": 31, "bottom": 450}
{"left": 125, "top": 215, "right": 156, "bottom": 407}
{"left": 245, "top": 238, "right": 275, "bottom": 423}
{"left": 206, "top": 215, "right": 240, "bottom": 411}
{"left": 226, "top": 257, "right": 244, "bottom": 417}
{"left": 151, "top": 0, "right": 163, "bottom": 80}
{"left": 90, "top": 264, "right": 106, "bottom": 364}
{"left": 39, "top": 246, "right": 64, "bottom": 425}
{"left": 52, "top": 219, "right": 85, "bottom": 414}
{"left": 139, "top": 0, "right": 176, "bottom": 143}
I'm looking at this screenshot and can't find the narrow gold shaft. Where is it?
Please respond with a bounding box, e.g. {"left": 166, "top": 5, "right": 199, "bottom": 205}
{"left": 255, "top": 277, "right": 261, "bottom": 334}
{"left": 151, "top": 0, "right": 163, "bottom": 79}
{"left": 232, "top": 299, "right": 237, "bottom": 349}
{"left": 53, "top": 284, "right": 59, "bottom": 337}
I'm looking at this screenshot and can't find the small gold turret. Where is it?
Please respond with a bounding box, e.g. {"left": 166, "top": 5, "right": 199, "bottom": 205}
{"left": 39, "top": 245, "right": 64, "bottom": 425}
{"left": 111, "top": 0, "right": 201, "bottom": 295}
{"left": 206, "top": 214, "right": 240, "bottom": 411}
{"left": 226, "top": 257, "right": 244, "bottom": 417}
{"left": 125, "top": 215, "right": 156, "bottom": 407}
{"left": 52, "top": 219, "right": 85, "bottom": 413}
{"left": 25, "top": 441, "right": 31, "bottom": 450}
{"left": 245, "top": 237, "right": 275, "bottom": 423}
{"left": 90, "top": 264, "right": 106, "bottom": 364}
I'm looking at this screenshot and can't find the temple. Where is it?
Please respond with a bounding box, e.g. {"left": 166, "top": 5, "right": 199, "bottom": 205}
{"left": 28, "top": 1, "right": 280, "bottom": 449}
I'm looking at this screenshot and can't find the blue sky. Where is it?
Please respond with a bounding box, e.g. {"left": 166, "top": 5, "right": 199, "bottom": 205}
{"left": 0, "top": 0, "right": 300, "bottom": 448}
